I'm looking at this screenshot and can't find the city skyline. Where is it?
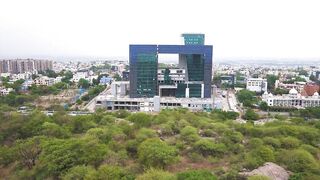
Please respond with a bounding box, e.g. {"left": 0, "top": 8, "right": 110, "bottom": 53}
{"left": 1, "top": 0, "right": 320, "bottom": 60}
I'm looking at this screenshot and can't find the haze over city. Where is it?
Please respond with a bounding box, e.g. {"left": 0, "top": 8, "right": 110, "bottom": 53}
{"left": 1, "top": 0, "right": 320, "bottom": 61}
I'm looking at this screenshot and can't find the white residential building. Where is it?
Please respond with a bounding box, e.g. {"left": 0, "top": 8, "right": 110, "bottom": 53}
{"left": 246, "top": 78, "right": 268, "bottom": 92}
{"left": 72, "top": 72, "right": 88, "bottom": 83}
{"left": 11, "top": 73, "right": 32, "bottom": 81}
{"left": 54, "top": 76, "right": 63, "bottom": 84}
{"left": 262, "top": 88, "right": 320, "bottom": 108}
{"left": 0, "top": 88, "right": 13, "bottom": 96}
{"left": 34, "top": 76, "right": 55, "bottom": 86}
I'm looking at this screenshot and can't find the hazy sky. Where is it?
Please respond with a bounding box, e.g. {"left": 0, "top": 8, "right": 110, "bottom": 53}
{"left": 0, "top": 0, "right": 320, "bottom": 60}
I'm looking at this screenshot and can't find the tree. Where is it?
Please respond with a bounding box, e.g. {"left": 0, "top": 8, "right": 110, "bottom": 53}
{"left": 298, "top": 69, "right": 308, "bottom": 76}
{"left": 113, "top": 73, "right": 122, "bottom": 81}
{"left": 273, "top": 88, "right": 289, "bottom": 95}
{"left": 193, "top": 139, "right": 226, "bottom": 157}
{"left": 309, "top": 74, "right": 317, "bottom": 82}
{"left": 16, "top": 137, "right": 42, "bottom": 169}
{"left": 127, "top": 113, "right": 152, "bottom": 128}
{"left": 137, "top": 169, "right": 176, "bottom": 180}
{"left": 78, "top": 78, "right": 90, "bottom": 89}
{"left": 266, "top": 75, "right": 278, "bottom": 90}
{"left": 243, "top": 109, "right": 259, "bottom": 120}
{"left": 70, "top": 115, "right": 96, "bottom": 133}
{"left": 39, "top": 69, "right": 58, "bottom": 78}
{"left": 39, "top": 138, "right": 108, "bottom": 176}
{"left": 259, "top": 101, "right": 268, "bottom": 111}
{"left": 138, "top": 138, "right": 178, "bottom": 169}
{"left": 61, "top": 71, "right": 73, "bottom": 83}
{"left": 237, "top": 90, "right": 257, "bottom": 107}
{"left": 177, "top": 170, "right": 217, "bottom": 180}
{"left": 41, "top": 122, "right": 71, "bottom": 138}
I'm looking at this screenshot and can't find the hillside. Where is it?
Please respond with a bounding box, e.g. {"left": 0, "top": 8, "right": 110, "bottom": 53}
{"left": 0, "top": 107, "right": 319, "bottom": 179}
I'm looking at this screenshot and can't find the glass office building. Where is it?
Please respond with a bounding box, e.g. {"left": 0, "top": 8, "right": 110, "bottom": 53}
{"left": 129, "top": 34, "right": 212, "bottom": 98}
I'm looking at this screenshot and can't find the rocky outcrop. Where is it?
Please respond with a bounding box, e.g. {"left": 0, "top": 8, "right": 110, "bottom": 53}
{"left": 240, "top": 162, "right": 290, "bottom": 180}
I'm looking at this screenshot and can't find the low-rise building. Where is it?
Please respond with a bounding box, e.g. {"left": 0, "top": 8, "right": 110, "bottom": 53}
{"left": 34, "top": 76, "right": 55, "bottom": 86}
{"left": 246, "top": 78, "right": 268, "bottom": 92}
{"left": 95, "top": 81, "right": 213, "bottom": 112}
{"left": 262, "top": 88, "right": 320, "bottom": 108}
{"left": 54, "top": 76, "right": 63, "bottom": 84}
{"left": 0, "top": 87, "right": 13, "bottom": 96}
{"left": 99, "top": 76, "right": 113, "bottom": 85}
{"left": 72, "top": 72, "right": 88, "bottom": 83}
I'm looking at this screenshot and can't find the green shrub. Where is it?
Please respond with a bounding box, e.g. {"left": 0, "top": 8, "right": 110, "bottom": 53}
{"left": 138, "top": 138, "right": 178, "bottom": 169}
{"left": 177, "top": 169, "right": 217, "bottom": 180}
{"left": 277, "top": 149, "right": 319, "bottom": 173}
{"left": 194, "top": 139, "right": 227, "bottom": 157}
{"left": 137, "top": 169, "right": 176, "bottom": 180}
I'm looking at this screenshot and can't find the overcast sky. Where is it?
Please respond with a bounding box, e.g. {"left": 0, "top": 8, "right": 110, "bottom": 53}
{"left": 0, "top": 0, "right": 320, "bottom": 60}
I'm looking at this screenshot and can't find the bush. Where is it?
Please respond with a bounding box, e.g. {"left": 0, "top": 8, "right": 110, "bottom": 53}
{"left": 138, "top": 138, "right": 178, "bottom": 169}
{"left": 136, "top": 169, "right": 176, "bottom": 180}
{"left": 135, "top": 128, "right": 157, "bottom": 143}
{"left": 62, "top": 165, "right": 96, "bottom": 180}
{"left": 194, "top": 139, "right": 227, "bottom": 157}
{"left": 299, "top": 144, "right": 319, "bottom": 157}
{"left": 94, "top": 165, "right": 134, "bottom": 180}
{"left": 262, "top": 137, "right": 281, "bottom": 149}
{"left": 248, "top": 175, "right": 270, "bottom": 180}
{"left": 248, "top": 138, "right": 264, "bottom": 149}
{"left": 280, "top": 137, "right": 300, "bottom": 149}
{"left": 244, "top": 146, "right": 275, "bottom": 169}
{"left": 277, "top": 149, "right": 319, "bottom": 173}
{"left": 180, "top": 126, "right": 200, "bottom": 144}
{"left": 177, "top": 169, "right": 217, "bottom": 180}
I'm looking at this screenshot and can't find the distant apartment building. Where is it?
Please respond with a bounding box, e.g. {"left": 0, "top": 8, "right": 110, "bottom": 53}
{"left": 246, "top": 78, "right": 267, "bottom": 92}
{"left": 0, "top": 59, "right": 53, "bottom": 74}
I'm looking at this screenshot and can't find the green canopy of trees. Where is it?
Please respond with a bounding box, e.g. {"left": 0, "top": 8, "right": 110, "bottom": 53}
{"left": 0, "top": 108, "right": 320, "bottom": 179}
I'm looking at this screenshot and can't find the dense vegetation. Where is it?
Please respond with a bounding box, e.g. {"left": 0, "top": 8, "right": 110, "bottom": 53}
{"left": 0, "top": 107, "right": 319, "bottom": 179}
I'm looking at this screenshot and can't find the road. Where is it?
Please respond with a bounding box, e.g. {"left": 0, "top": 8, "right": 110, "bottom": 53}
{"left": 83, "top": 86, "right": 110, "bottom": 112}
{"left": 214, "top": 88, "right": 240, "bottom": 112}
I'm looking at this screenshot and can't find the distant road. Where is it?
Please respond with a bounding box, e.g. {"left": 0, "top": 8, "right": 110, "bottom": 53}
{"left": 83, "top": 86, "right": 110, "bottom": 112}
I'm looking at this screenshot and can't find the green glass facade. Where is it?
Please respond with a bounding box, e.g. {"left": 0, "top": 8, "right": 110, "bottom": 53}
{"left": 182, "top": 34, "right": 205, "bottom": 45}
{"left": 176, "top": 83, "right": 187, "bottom": 98}
{"left": 136, "top": 53, "right": 158, "bottom": 97}
{"left": 188, "top": 84, "right": 202, "bottom": 98}
{"left": 186, "top": 54, "right": 204, "bottom": 81}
